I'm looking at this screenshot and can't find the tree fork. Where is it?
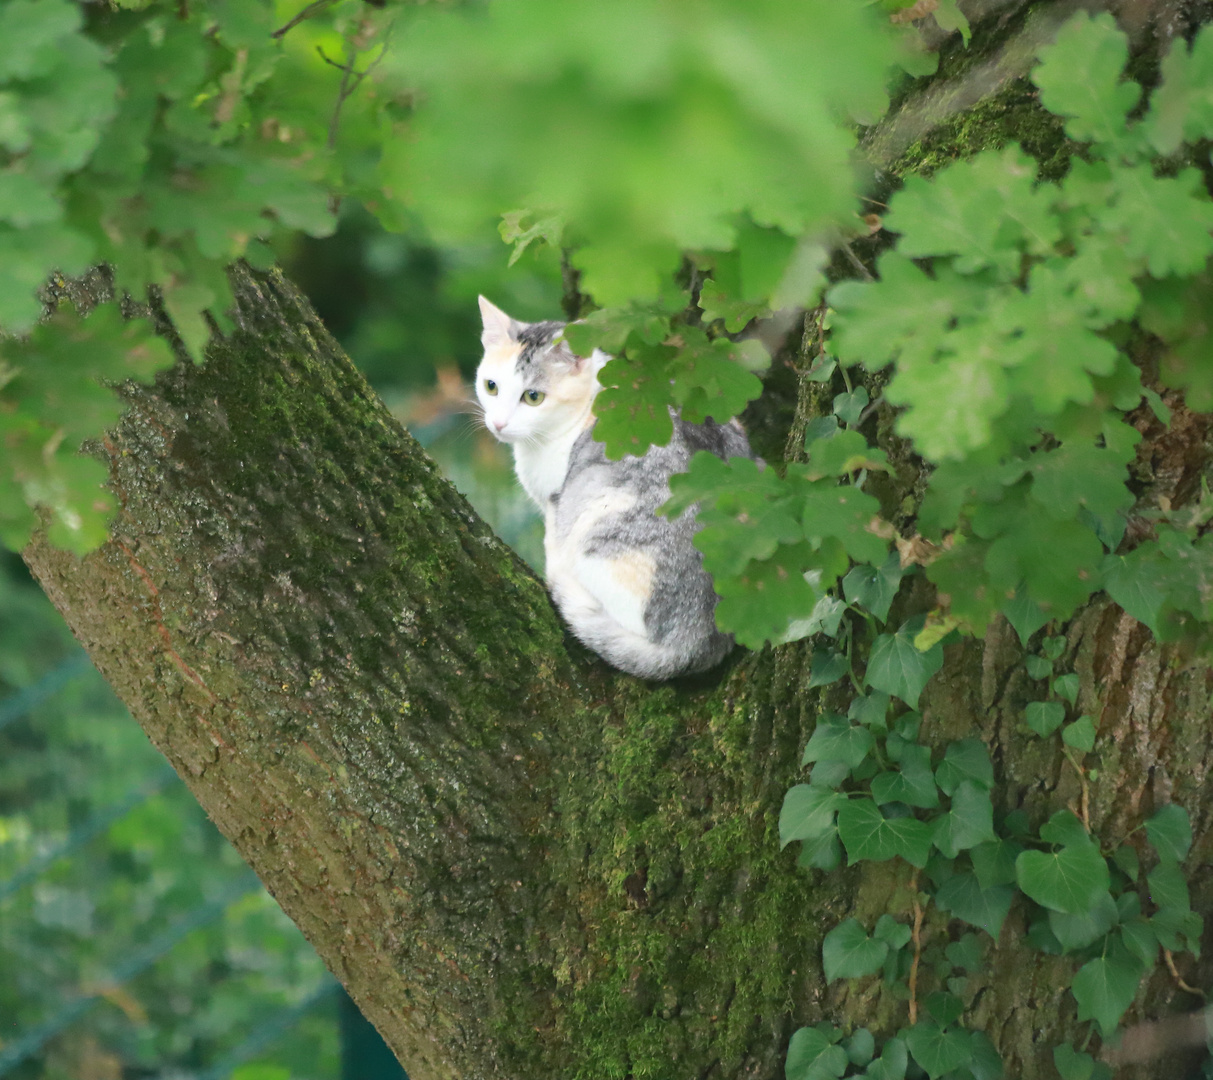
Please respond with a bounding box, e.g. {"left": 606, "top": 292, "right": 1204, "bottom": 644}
{"left": 22, "top": 262, "right": 1213, "bottom": 1080}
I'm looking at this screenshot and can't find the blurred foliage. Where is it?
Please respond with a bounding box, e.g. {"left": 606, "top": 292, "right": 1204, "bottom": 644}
{"left": 0, "top": 553, "right": 340, "bottom": 1080}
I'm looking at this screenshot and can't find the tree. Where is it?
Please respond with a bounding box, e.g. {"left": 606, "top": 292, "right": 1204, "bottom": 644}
{"left": 7, "top": 2, "right": 1213, "bottom": 1079}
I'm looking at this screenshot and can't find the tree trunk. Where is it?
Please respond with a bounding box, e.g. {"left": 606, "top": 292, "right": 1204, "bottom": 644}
{"left": 22, "top": 11, "right": 1213, "bottom": 1078}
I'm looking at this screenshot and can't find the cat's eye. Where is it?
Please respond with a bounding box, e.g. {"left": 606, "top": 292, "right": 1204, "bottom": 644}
{"left": 522, "top": 389, "right": 546, "bottom": 406}
{"left": 484, "top": 379, "right": 498, "bottom": 396}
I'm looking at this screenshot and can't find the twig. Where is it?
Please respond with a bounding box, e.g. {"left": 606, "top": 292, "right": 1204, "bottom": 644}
{"left": 1063, "top": 749, "right": 1090, "bottom": 830}
{"left": 841, "top": 242, "right": 875, "bottom": 283}
{"left": 317, "top": 33, "right": 390, "bottom": 151}
{"left": 272, "top": 0, "right": 338, "bottom": 39}
{"left": 1163, "top": 948, "right": 1205, "bottom": 997}
{"left": 908, "top": 869, "right": 924, "bottom": 1026}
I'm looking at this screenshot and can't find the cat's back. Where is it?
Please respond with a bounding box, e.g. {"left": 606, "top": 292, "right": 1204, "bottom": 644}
{"left": 546, "top": 414, "right": 755, "bottom": 679}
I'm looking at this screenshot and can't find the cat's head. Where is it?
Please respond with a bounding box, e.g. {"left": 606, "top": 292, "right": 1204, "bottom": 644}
{"left": 475, "top": 296, "right": 604, "bottom": 444}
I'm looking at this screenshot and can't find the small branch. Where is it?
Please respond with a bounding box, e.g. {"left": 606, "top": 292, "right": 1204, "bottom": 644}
{"left": 1063, "top": 748, "right": 1090, "bottom": 829}
{"left": 318, "top": 33, "right": 390, "bottom": 151}
{"left": 272, "top": 0, "right": 338, "bottom": 39}
{"left": 1163, "top": 948, "right": 1205, "bottom": 998}
{"left": 908, "top": 869, "right": 924, "bottom": 1026}
{"left": 841, "top": 242, "right": 875, "bottom": 283}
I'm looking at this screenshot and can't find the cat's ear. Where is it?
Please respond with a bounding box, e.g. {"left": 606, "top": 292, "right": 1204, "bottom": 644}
{"left": 479, "top": 296, "right": 516, "bottom": 349}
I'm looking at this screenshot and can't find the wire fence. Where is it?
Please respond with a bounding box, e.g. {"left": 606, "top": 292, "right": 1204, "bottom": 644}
{"left": 0, "top": 650, "right": 341, "bottom": 1079}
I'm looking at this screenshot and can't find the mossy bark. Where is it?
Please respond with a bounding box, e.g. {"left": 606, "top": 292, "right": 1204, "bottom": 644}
{"left": 22, "top": 7, "right": 1213, "bottom": 1078}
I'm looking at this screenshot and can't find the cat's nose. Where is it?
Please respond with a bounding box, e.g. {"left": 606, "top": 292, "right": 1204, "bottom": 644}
{"left": 493, "top": 419, "right": 506, "bottom": 432}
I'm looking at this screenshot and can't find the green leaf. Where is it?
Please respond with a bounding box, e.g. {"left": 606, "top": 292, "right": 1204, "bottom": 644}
{"left": 934, "top": 738, "right": 994, "bottom": 796}
{"left": 786, "top": 1026, "right": 849, "bottom": 1080}
{"left": 935, "top": 873, "right": 1015, "bottom": 938}
{"left": 905, "top": 1022, "right": 972, "bottom": 1080}
{"left": 837, "top": 799, "right": 934, "bottom": 868}
{"left": 1054, "top": 1044, "right": 1095, "bottom": 1080}
{"left": 1071, "top": 950, "right": 1145, "bottom": 1035}
{"left": 834, "top": 386, "right": 869, "bottom": 426}
{"left": 802, "top": 716, "right": 875, "bottom": 770}
{"left": 805, "top": 428, "right": 890, "bottom": 477}
{"left": 1145, "top": 803, "right": 1192, "bottom": 863}
{"left": 1052, "top": 673, "right": 1080, "bottom": 706}
{"left": 865, "top": 617, "right": 944, "bottom": 709}
{"left": 1062, "top": 716, "right": 1096, "bottom": 752}
{"left": 822, "top": 919, "right": 889, "bottom": 983}
{"left": 1102, "top": 165, "right": 1213, "bottom": 278}
{"left": 873, "top": 914, "right": 913, "bottom": 951}
{"left": 1144, "top": 23, "right": 1213, "bottom": 154}
{"left": 809, "top": 648, "right": 849, "bottom": 689}
{"left": 970, "top": 839, "right": 1023, "bottom": 890}
{"left": 593, "top": 348, "right": 678, "bottom": 457}
{"left": 1025, "top": 700, "right": 1066, "bottom": 738}
{"left": 926, "top": 991, "right": 964, "bottom": 1027}
{"left": 864, "top": 1037, "right": 908, "bottom": 1080}
{"left": 845, "top": 1029, "right": 876, "bottom": 1068}
{"left": 1032, "top": 11, "right": 1140, "bottom": 152}
{"left": 1015, "top": 843, "right": 1110, "bottom": 914}
{"left": 871, "top": 744, "right": 939, "bottom": 810}
{"left": 1024, "top": 655, "right": 1052, "bottom": 680}
{"left": 1001, "top": 587, "right": 1049, "bottom": 647}
{"left": 945, "top": 933, "right": 985, "bottom": 974}
{"left": 797, "top": 828, "right": 843, "bottom": 872}
{"left": 1146, "top": 861, "right": 1190, "bottom": 912}
{"left": 932, "top": 780, "right": 997, "bottom": 858}
{"left": 848, "top": 690, "right": 892, "bottom": 729}
{"left": 883, "top": 147, "right": 1059, "bottom": 273}
{"left": 780, "top": 784, "right": 846, "bottom": 848}
{"left": 843, "top": 551, "right": 906, "bottom": 622}
{"left": 1048, "top": 890, "right": 1118, "bottom": 951}
{"left": 1039, "top": 810, "right": 1091, "bottom": 848}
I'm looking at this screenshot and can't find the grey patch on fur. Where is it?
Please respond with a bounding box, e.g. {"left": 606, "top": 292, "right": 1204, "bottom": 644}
{"left": 552, "top": 413, "right": 756, "bottom": 678}
{"left": 514, "top": 321, "right": 565, "bottom": 366}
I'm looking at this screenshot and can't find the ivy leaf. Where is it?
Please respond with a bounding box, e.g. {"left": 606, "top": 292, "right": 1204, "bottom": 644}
{"left": 970, "top": 839, "right": 1023, "bottom": 890}
{"left": 802, "top": 718, "right": 875, "bottom": 770}
{"left": 786, "top": 1026, "right": 849, "bottom": 1080}
{"left": 934, "top": 738, "right": 994, "bottom": 796}
{"left": 1053, "top": 673, "right": 1080, "bottom": 706}
{"left": 1024, "top": 701, "right": 1066, "bottom": 738}
{"left": 1015, "top": 843, "right": 1110, "bottom": 914}
{"left": 808, "top": 647, "right": 849, "bottom": 689}
{"left": 822, "top": 919, "right": 890, "bottom": 982}
{"left": 932, "top": 780, "right": 997, "bottom": 858}
{"left": 871, "top": 744, "right": 939, "bottom": 810}
{"left": 845, "top": 1028, "right": 876, "bottom": 1068}
{"left": 905, "top": 1022, "right": 973, "bottom": 1080}
{"left": 865, "top": 617, "right": 944, "bottom": 708}
{"left": 843, "top": 551, "right": 906, "bottom": 622}
{"left": 864, "top": 1037, "right": 908, "bottom": 1080}
{"left": 1032, "top": 12, "right": 1140, "bottom": 153}
{"left": 837, "top": 798, "right": 934, "bottom": 868}
{"left": 805, "top": 428, "right": 890, "bottom": 477}
{"left": 1048, "top": 890, "right": 1119, "bottom": 952}
{"left": 780, "top": 784, "right": 846, "bottom": 848}
{"left": 873, "top": 914, "right": 913, "bottom": 951}
{"left": 1062, "top": 716, "right": 1096, "bottom": 752}
{"left": 833, "top": 386, "right": 869, "bottom": 426}
{"left": 1145, "top": 803, "right": 1192, "bottom": 863}
{"left": 926, "top": 991, "right": 964, "bottom": 1027}
{"left": 1002, "top": 586, "right": 1050, "bottom": 648}
{"left": 935, "top": 872, "right": 1014, "bottom": 938}
{"left": 1054, "top": 1044, "right": 1096, "bottom": 1080}
{"left": 798, "top": 829, "right": 843, "bottom": 872}
{"left": 1071, "top": 949, "right": 1145, "bottom": 1035}
{"left": 945, "top": 933, "right": 986, "bottom": 974}
{"left": 848, "top": 690, "right": 892, "bottom": 729}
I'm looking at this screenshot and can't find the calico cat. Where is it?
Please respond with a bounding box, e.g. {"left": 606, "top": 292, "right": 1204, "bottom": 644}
{"left": 475, "top": 296, "right": 757, "bottom": 680}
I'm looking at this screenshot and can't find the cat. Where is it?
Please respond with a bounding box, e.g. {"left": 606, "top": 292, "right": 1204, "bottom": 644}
{"left": 475, "top": 296, "right": 757, "bottom": 680}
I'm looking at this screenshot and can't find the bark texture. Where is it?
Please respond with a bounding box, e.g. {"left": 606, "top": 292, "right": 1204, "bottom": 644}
{"left": 22, "top": 6, "right": 1213, "bottom": 1077}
